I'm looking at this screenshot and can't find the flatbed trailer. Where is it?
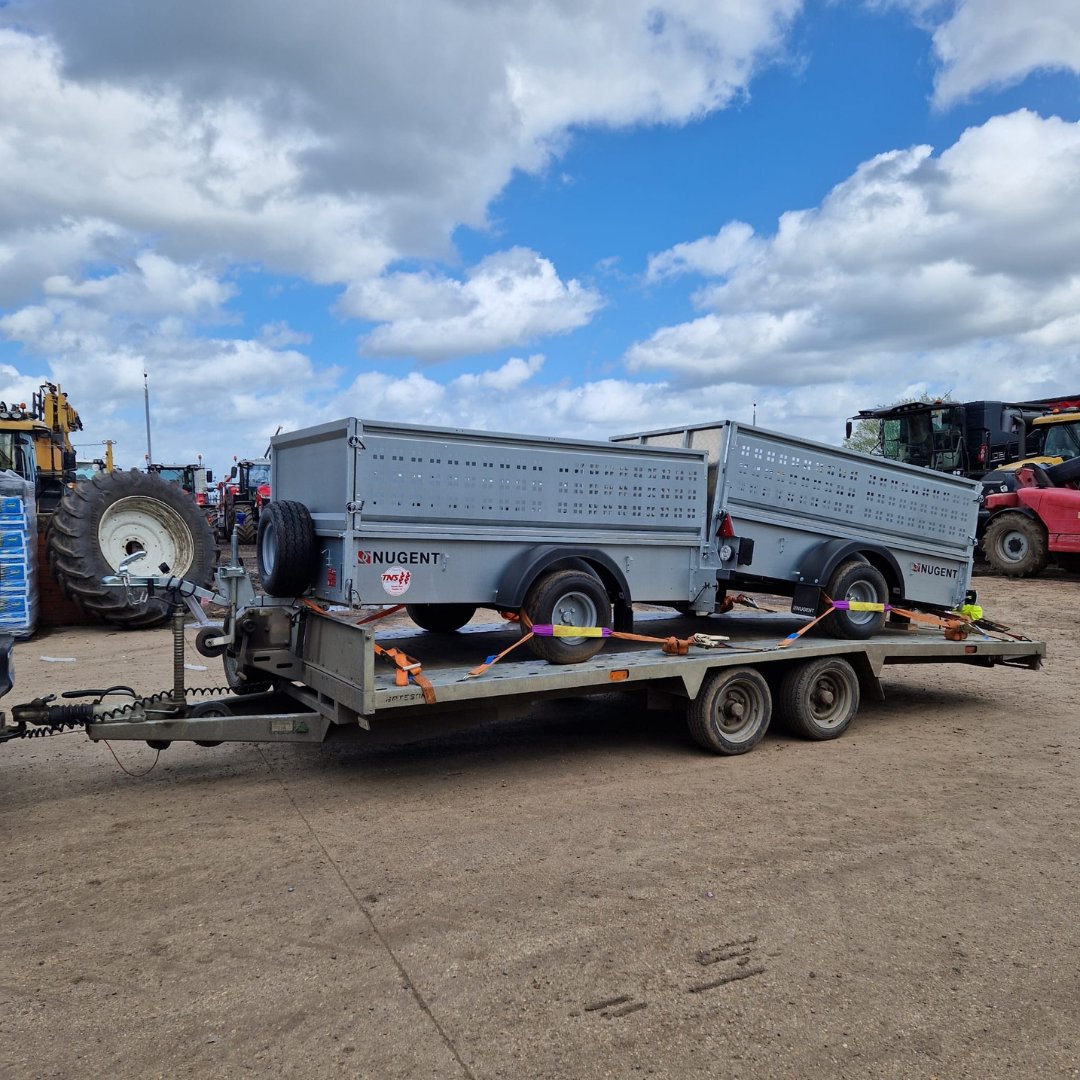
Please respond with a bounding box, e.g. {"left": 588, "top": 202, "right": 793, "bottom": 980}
{"left": 2, "top": 569, "right": 1044, "bottom": 756}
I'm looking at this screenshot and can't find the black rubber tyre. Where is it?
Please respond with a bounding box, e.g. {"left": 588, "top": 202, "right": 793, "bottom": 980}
{"left": 983, "top": 513, "right": 1049, "bottom": 578}
{"left": 687, "top": 667, "right": 772, "bottom": 755}
{"left": 46, "top": 469, "right": 217, "bottom": 629}
{"left": 778, "top": 657, "right": 860, "bottom": 740}
{"left": 236, "top": 519, "right": 257, "bottom": 545}
{"left": 819, "top": 559, "right": 888, "bottom": 640}
{"left": 257, "top": 500, "right": 317, "bottom": 596}
{"left": 223, "top": 648, "right": 273, "bottom": 695}
{"left": 521, "top": 568, "right": 611, "bottom": 664}
{"left": 405, "top": 603, "right": 477, "bottom": 632}
{"left": 189, "top": 700, "right": 230, "bottom": 745}
{"left": 195, "top": 626, "right": 227, "bottom": 658}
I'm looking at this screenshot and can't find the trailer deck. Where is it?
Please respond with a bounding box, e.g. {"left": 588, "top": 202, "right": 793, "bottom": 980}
{"left": 59, "top": 605, "right": 1043, "bottom": 753}
{"left": 356, "top": 610, "right": 1042, "bottom": 711}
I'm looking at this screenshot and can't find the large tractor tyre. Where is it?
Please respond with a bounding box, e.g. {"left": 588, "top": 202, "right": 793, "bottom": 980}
{"left": 46, "top": 470, "right": 217, "bottom": 630}
{"left": 520, "top": 568, "right": 611, "bottom": 665}
{"left": 983, "top": 513, "right": 1048, "bottom": 578}
{"left": 235, "top": 519, "right": 257, "bottom": 545}
{"left": 687, "top": 667, "right": 772, "bottom": 755}
{"left": 405, "top": 603, "right": 477, "bottom": 633}
{"left": 777, "top": 657, "right": 860, "bottom": 741}
{"left": 256, "top": 500, "right": 317, "bottom": 597}
{"left": 818, "top": 558, "right": 889, "bottom": 640}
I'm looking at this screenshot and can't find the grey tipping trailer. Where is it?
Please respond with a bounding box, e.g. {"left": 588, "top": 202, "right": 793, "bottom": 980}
{"left": 263, "top": 416, "right": 981, "bottom": 659}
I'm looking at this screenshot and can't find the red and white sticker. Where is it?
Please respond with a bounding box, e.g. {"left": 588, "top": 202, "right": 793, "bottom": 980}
{"left": 380, "top": 566, "right": 412, "bottom": 596}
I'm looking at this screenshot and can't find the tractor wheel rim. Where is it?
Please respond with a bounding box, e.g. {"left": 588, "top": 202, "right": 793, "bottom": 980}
{"left": 97, "top": 496, "right": 194, "bottom": 574}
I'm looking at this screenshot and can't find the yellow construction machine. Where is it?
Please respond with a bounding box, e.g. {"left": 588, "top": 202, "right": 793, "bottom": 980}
{"left": 0, "top": 382, "right": 84, "bottom": 513}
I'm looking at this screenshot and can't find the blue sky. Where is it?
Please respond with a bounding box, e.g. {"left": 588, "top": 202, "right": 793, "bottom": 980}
{"left": 1, "top": 0, "right": 1079, "bottom": 472}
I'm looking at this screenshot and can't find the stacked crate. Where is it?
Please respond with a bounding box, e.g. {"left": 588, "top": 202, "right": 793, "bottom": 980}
{"left": 0, "top": 472, "right": 37, "bottom": 637}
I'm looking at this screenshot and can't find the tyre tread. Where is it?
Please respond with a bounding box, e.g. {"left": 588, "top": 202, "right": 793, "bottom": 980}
{"left": 46, "top": 470, "right": 217, "bottom": 629}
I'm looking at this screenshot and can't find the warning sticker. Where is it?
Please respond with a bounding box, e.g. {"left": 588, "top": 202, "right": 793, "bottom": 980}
{"left": 380, "top": 566, "right": 412, "bottom": 596}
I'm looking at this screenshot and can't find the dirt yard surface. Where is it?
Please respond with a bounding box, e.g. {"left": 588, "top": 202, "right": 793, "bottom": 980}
{"left": 2, "top": 569, "right": 1077, "bottom": 1079}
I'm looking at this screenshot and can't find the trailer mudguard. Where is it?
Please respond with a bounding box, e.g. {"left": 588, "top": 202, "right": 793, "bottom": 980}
{"left": 795, "top": 538, "right": 903, "bottom": 594}
{"left": 493, "top": 546, "right": 634, "bottom": 631}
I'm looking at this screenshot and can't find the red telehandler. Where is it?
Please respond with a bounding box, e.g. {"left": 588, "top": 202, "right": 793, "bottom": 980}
{"left": 981, "top": 456, "right": 1080, "bottom": 577}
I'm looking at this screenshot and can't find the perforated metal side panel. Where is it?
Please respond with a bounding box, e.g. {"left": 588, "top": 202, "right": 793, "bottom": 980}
{"left": 358, "top": 431, "right": 705, "bottom": 534}
{"left": 726, "top": 429, "right": 976, "bottom": 547}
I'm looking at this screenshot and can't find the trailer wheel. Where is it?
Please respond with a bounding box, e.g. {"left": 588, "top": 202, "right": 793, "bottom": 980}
{"left": 222, "top": 648, "right": 273, "bottom": 696}
{"left": 820, "top": 559, "right": 888, "bottom": 639}
{"left": 778, "top": 657, "right": 860, "bottom": 740}
{"left": 405, "top": 604, "right": 477, "bottom": 632}
{"left": 195, "top": 626, "right": 227, "bottom": 658}
{"left": 190, "top": 700, "right": 229, "bottom": 746}
{"left": 687, "top": 667, "right": 772, "bottom": 754}
{"left": 257, "top": 500, "right": 316, "bottom": 597}
{"left": 982, "top": 513, "right": 1048, "bottom": 578}
{"left": 521, "top": 568, "right": 610, "bottom": 664}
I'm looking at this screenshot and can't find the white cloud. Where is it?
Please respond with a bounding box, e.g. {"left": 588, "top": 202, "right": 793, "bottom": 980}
{"left": 0, "top": 3, "right": 800, "bottom": 298}
{"left": 627, "top": 111, "right": 1080, "bottom": 402}
{"left": 348, "top": 249, "right": 604, "bottom": 361}
{"left": 0, "top": 279, "right": 330, "bottom": 471}
{"left": 883, "top": 0, "right": 1080, "bottom": 106}
{"left": 646, "top": 222, "right": 761, "bottom": 282}
{"left": 337, "top": 362, "right": 761, "bottom": 441}
{"left": 455, "top": 355, "right": 546, "bottom": 393}
{"left": 43, "top": 253, "right": 233, "bottom": 318}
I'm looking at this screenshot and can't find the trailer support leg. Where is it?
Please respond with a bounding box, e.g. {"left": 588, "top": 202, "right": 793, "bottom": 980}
{"left": 171, "top": 608, "right": 187, "bottom": 710}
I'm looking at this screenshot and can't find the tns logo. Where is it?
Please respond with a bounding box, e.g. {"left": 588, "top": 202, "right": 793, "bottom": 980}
{"left": 380, "top": 568, "right": 411, "bottom": 596}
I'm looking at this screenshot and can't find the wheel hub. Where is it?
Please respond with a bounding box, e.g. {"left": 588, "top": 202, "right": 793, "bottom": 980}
{"left": 1004, "top": 533, "right": 1028, "bottom": 559}
{"left": 97, "top": 496, "right": 195, "bottom": 575}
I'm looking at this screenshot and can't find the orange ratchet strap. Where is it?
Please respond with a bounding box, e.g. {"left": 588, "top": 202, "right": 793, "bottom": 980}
{"left": 373, "top": 643, "right": 437, "bottom": 704}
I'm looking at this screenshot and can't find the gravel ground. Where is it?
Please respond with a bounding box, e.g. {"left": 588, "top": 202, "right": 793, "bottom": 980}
{"left": 1, "top": 568, "right": 1077, "bottom": 1079}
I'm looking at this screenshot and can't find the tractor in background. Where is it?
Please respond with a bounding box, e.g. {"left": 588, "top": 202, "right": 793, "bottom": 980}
{"left": 216, "top": 457, "right": 271, "bottom": 544}
{"left": 981, "top": 455, "right": 1080, "bottom": 577}
{"left": 74, "top": 440, "right": 116, "bottom": 481}
{"left": 146, "top": 460, "right": 214, "bottom": 509}
{"left": 847, "top": 395, "right": 1080, "bottom": 480}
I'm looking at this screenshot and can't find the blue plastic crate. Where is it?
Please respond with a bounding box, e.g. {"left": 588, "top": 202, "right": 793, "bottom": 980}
{"left": 0, "top": 495, "right": 27, "bottom": 519}
{"left": 0, "top": 559, "right": 29, "bottom": 588}
{"left": 0, "top": 529, "right": 29, "bottom": 552}
{"left": 0, "top": 594, "right": 31, "bottom": 619}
